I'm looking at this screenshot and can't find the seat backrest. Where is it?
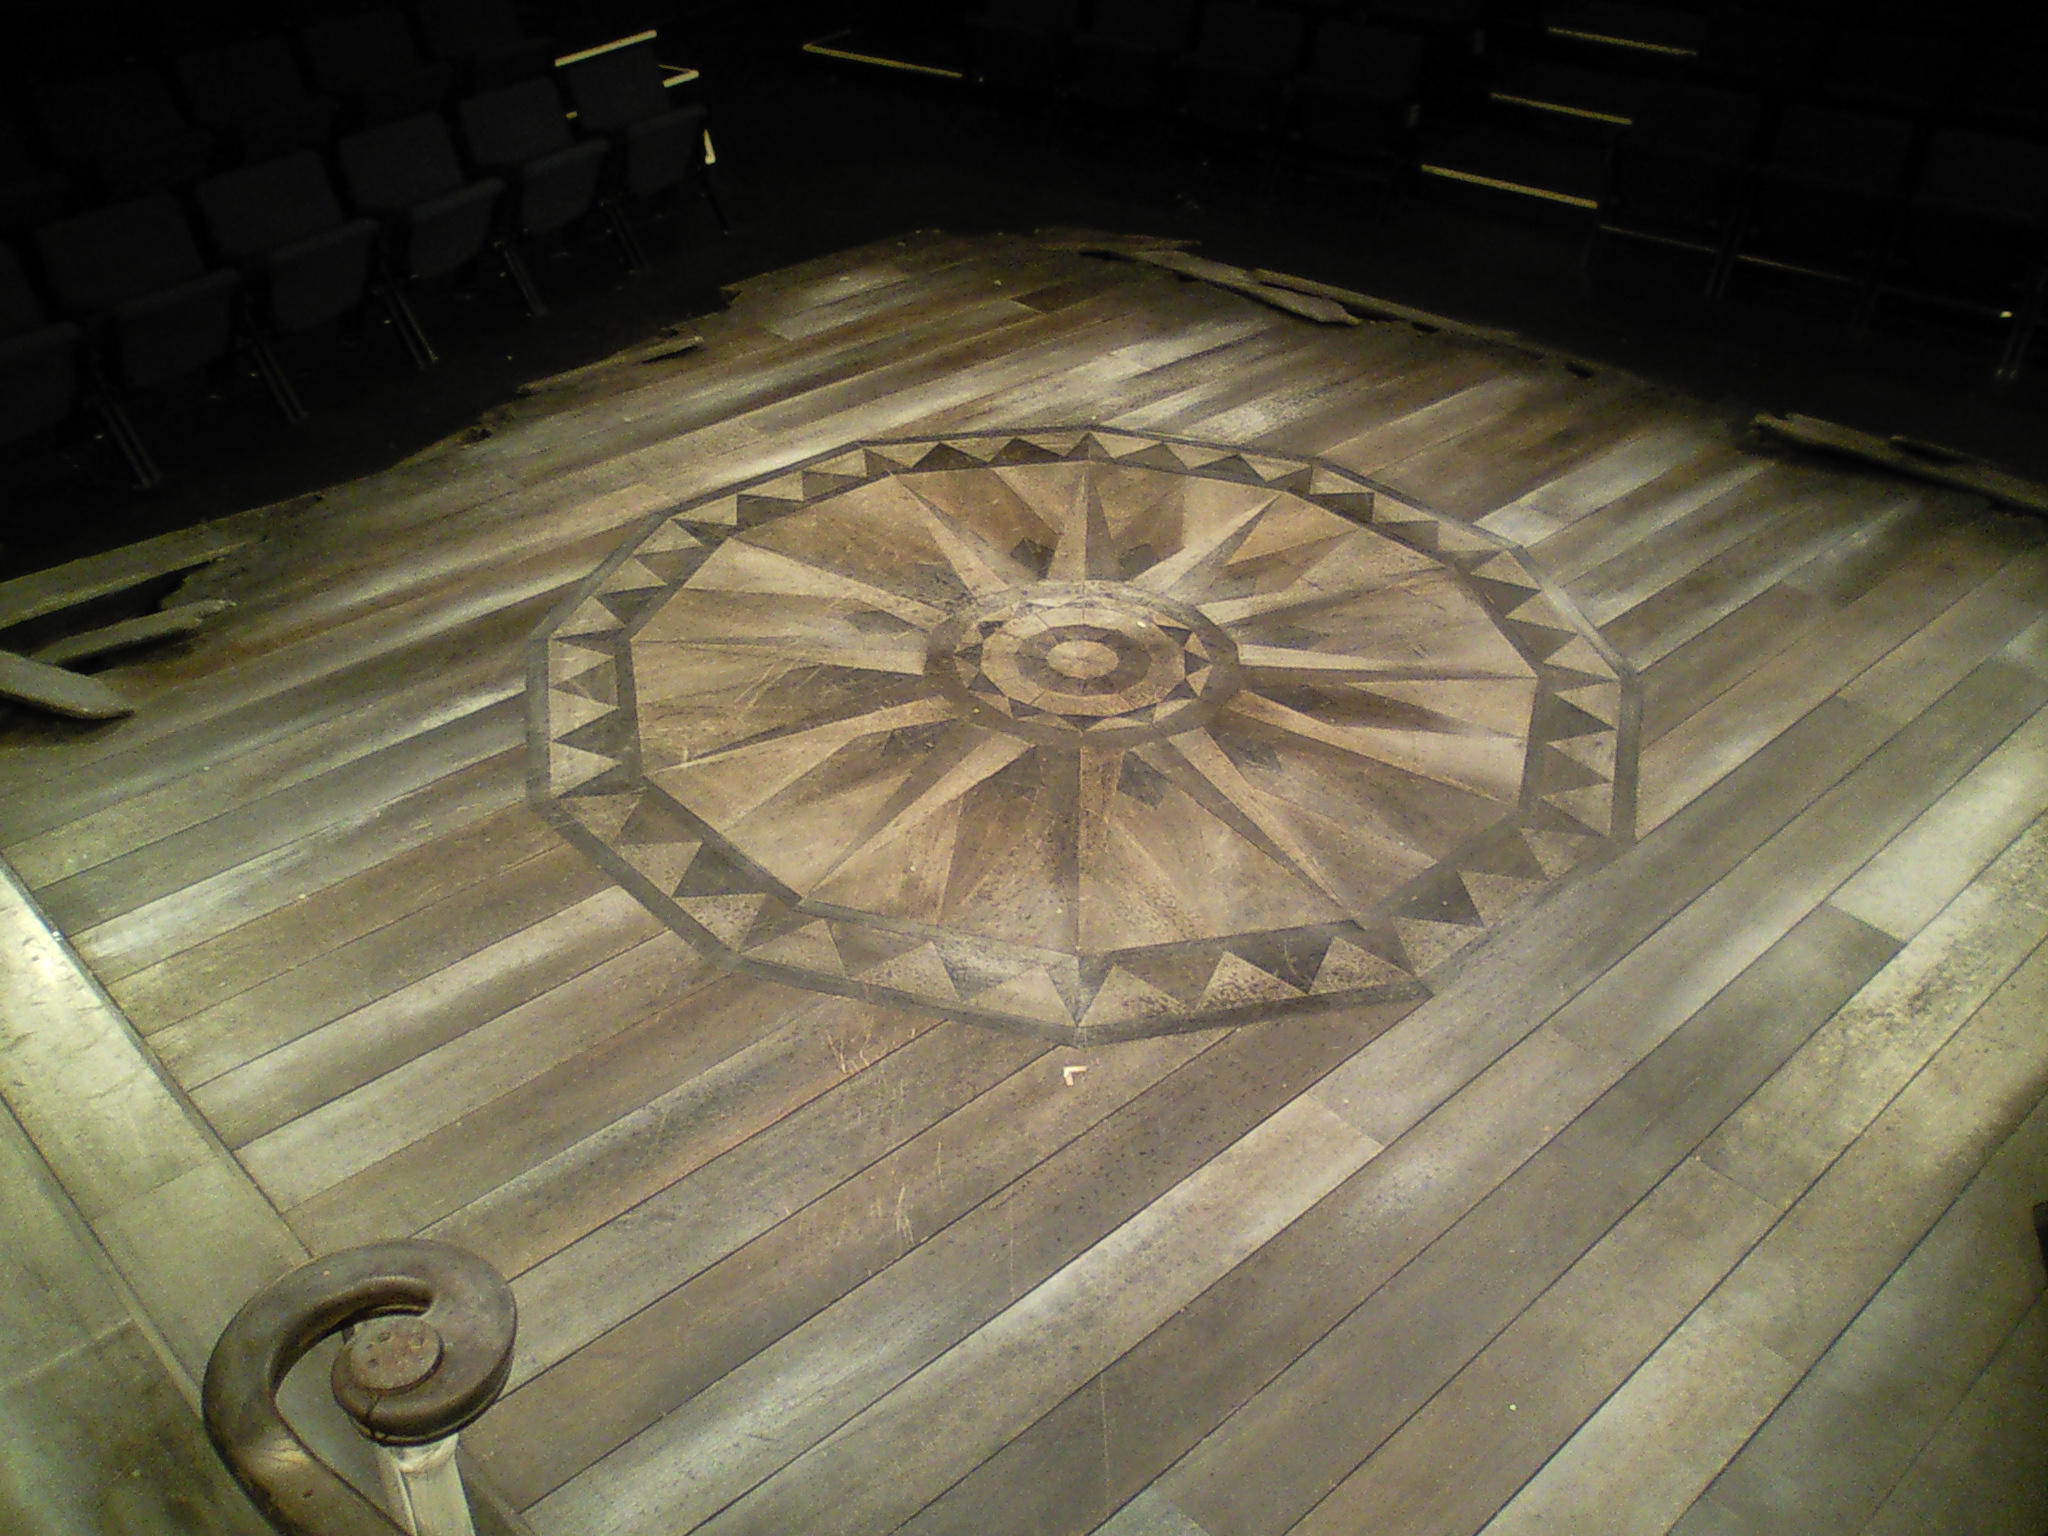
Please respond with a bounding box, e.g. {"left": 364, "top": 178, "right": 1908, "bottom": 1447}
{"left": 981, "top": 0, "right": 1082, "bottom": 29}
{"left": 151, "top": 0, "right": 278, "bottom": 52}
{"left": 1765, "top": 106, "right": 1915, "bottom": 195}
{"left": 303, "top": 8, "right": 429, "bottom": 90}
{"left": 198, "top": 151, "right": 348, "bottom": 255}
{"left": 32, "top": 67, "right": 198, "bottom": 159}
{"left": 36, "top": 193, "right": 209, "bottom": 310}
{"left": 416, "top": 0, "right": 524, "bottom": 57}
{"left": 1194, "top": 3, "right": 1305, "bottom": 70}
{"left": 176, "top": 37, "right": 319, "bottom": 122}
{"left": 1368, "top": 0, "right": 1480, "bottom": 32}
{"left": 336, "top": 112, "right": 467, "bottom": 208}
{"left": 1915, "top": 131, "right": 2048, "bottom": 224}
{"left": 1088, "top": 0, "right": 1196, "bottom": 50}
{"left": 1308, "top": 22, "right": 1425, "bottom": 95}
{"left": 457, "top": 78, "right": 575, "bottom": 167}
{"left": 1822, "top": 27, "right": 1969, "bottom": 115}
{"left": 1628, "top": 84, "right": 1764, "bottom": 161}
{"left": 558, "top": 44, "right": 670, "bottom": 132}
{"left": 0, "top": 245, "right": 50, "bottom": 339}
{"left": 1700, "top": 11, "right": 1829, "bottom": 91}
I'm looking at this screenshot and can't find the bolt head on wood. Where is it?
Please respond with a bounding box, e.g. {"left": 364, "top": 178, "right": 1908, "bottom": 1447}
{"left": 343, "top": 1316, "right": 444, "bottom": 1394}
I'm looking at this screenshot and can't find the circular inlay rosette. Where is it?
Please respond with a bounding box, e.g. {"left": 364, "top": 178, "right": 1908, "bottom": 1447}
{"left": 530, "top": 428, "right": 1638, "bottom": 1043}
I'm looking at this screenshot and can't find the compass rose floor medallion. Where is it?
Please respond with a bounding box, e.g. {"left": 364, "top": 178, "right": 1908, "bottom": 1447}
{"left": 530, "top": 429, "right": 1637, "bottom": 1042}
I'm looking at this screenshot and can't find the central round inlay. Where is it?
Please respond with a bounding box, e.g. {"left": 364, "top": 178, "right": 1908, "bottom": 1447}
{"left": 533, "top": 427, "right": 1636, "bottom": 1044}
{"left": 1047, "top": 638, "right": 1119, "bottom": 679}
{"left": 929, "top": 581, "right": 1242, "bottom": 745}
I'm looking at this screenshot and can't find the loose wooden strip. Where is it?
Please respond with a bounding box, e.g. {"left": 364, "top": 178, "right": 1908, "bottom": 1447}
{"left": 0, "top": 518, "right": 257, "bottom": 631}
{"left": 1753, "top": 412, "right": 2048, "bottom": 517}
{"left": 0, "top": 651, "right": 132, "bottom": 719}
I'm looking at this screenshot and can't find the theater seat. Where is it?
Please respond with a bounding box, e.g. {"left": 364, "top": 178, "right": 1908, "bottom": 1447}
{"left": 456, "top": 78, "right": 611, "bottom": 309}
{"left": 0, "top": 245, "right": 81, "bottom": 448}
{"left": 335, "top": 113, "right": 502, "bottom": 364}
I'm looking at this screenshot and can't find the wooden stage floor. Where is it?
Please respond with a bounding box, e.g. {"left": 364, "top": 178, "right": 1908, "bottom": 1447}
{"left": 3, "top": 230, "right": 2046, "bottom": 1536}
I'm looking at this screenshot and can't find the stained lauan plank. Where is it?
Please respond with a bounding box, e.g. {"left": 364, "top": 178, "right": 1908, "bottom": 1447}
{"left": 1320, "top": 372, "right": 1555, "bottom": 479}
{"left": 4, "top": 654, "right": 521, "bottom": 889}
{"left": 1667, "top": 1087, "right": 2048, "bottom": 1536}
{"left": 1857, "top": 1297, "right": 2048, "bottom": 1536}
{"left": 143, "top": 838, "right": 603, "bottom": 1074}
{"left": 1831, "top": 702, "right": 2048, "bottom": 941}
{"left": 1374, "top": 378, "right": 1666, "bottom": 522}
{"left": 31, "top": 695, "right": 522, "bottom": 932}
{"left": 239, "top": 930, "right": 710, "bottom": 1209}
{"left": 429, "top": 989, "right": 934, "bottom": 1286}
{"left": 1593, "top": 486, "right": 1920, "bottom": 671}
{"left": 1635, "top": 525, "right": 2020, "bottom": 831}
{"left": 1136, "top": 660, "right": 2040, "bottom": 1535}
{"left": 103, "top": 801, "right": 561, "bottom": 1031}
{"left": 703, "top": 1095, "right": 1384, "bottom": 1536}
{"left": 1477, "top": 423, "right": 1738, "bottom": 549}
{"left": 1634, "top": 499, "right": 1946, "bottom": 742}
{"left": 468, "top": 1026, "right": 1230, "bottom": 1508}
{"left": 524, "top": 1006, "right": 1404, "bottom": 1536}
{"left": 932, "top": 907, "right": 1892, "bottom": 1536}
{"left": 1478, "top": 918, "right": 2048, "bottom": 1536}
{"left": 1286, "top": 816, "right": 2048, "bottom": 1536}
{"left": 190, "top": 886, "right": 664, "bottom": 1142}
{"left": 73, "top": 746, "right": 525, "bottom": 984}
{"left": 896, "top": 653, "right": 2047, "bottom": 1536}
{"left": 1523, "top": 442, "right": 1775, "bottom": 584}
{"left": 1252, "top": 909, "right": 1892, "bottom": 1536}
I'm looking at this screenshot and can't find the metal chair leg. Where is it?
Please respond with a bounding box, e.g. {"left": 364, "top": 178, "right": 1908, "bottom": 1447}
{"left": 245, "top": 332, "right": 307, "bottom": 423}
{"left": 92, "top": 385, "right": 164, "bottom": 490}
{"left": 603, "top": 195, "right": 649, "bottom": 272}
{"left": 497, "top": 239, "right": 549, "bottom": 317}
{"left": 379, "top": 277, "right": 438, "bottom": 369}
{"left": 1996, "top": 269, "right": 2046, "bottom": 382}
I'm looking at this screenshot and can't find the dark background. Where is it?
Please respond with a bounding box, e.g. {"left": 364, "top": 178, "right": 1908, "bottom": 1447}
{"left": 3, "top": 0, "right": 2043, "bottom": 579}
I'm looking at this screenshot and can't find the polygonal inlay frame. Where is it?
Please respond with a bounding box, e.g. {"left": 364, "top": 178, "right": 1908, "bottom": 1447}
{"left": 528, "top": 428, "right": 1639, "bottom": 1044}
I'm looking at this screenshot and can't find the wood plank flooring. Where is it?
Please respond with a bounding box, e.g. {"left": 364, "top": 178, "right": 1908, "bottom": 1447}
{"left": 2, "top": 231, "right": 2044, "bottom": 1536}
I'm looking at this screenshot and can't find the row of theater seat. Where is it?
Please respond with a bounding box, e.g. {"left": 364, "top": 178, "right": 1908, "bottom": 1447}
{"left": 0, "top": 32, "right": 717, "bottom": 487}
{"left": 2, "top": 0, "right": 572, "bottom": 226}
{"left": 953, "top": 0, "right": 2048, "bottom": 377}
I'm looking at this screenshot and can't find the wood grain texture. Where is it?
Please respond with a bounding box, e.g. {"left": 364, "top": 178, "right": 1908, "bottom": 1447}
{"left": 0, "top": 233, "right": 2041, "bottom": 1536}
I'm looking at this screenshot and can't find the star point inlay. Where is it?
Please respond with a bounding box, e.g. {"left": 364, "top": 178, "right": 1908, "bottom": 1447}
{"left": 531, "top": 429, "right": 1638, "bottom": 1042}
